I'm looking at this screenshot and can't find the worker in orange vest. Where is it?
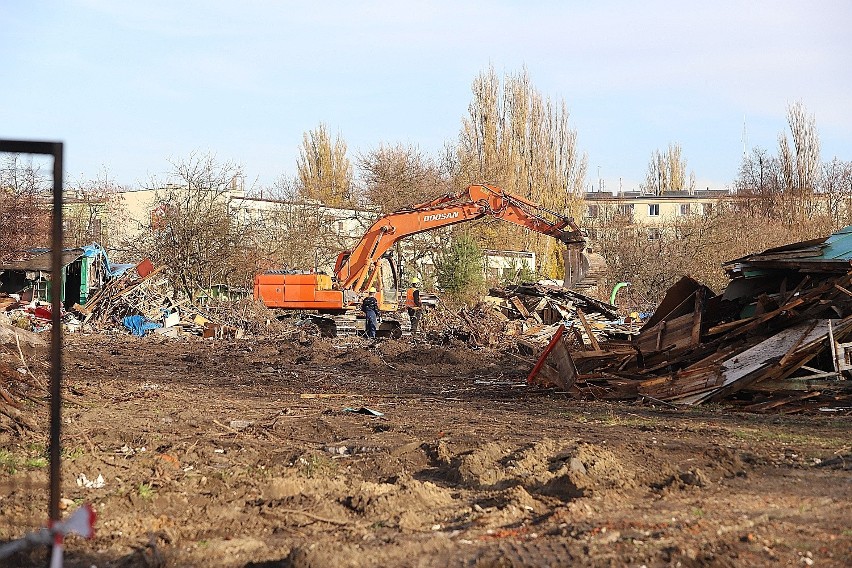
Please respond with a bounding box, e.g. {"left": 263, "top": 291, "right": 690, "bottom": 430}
{"left": 405, "top": 277, "right": 423, "bottom": 338}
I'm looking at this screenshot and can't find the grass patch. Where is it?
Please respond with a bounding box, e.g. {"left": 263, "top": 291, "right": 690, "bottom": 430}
{"left": 0, "top": 449, "right": 19, "bottom": 474}
{"left": 24, "top": 457, "right": 48, "bottom": 469}
{"left": 596, "top": 411, "right": 660, "bottom": 428}
{"left": 62, "top": 447, "right": 86, "bottom": 461}
{"left": 729, "top": 427, "right": 845, "bottom": 448}
{"left": 138, "top": 482, "right": 155, "bottom": 500}
{"left": 298, "top": 454, "right": 338, "bottom": 478}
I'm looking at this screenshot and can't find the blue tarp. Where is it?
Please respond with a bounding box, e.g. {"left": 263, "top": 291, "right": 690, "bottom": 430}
{"left": 80, "top": 243, "right": 135, "bottom": 277}
{"left": 122, "top": 315, "right": 162, "bottom": 337}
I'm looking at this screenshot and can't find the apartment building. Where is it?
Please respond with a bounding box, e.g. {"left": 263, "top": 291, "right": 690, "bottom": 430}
{"left": 584, "top": 189, "right": 731, "bottom": 224}
{"left": 582, "top": 189, "right": 734, "bottom": 240}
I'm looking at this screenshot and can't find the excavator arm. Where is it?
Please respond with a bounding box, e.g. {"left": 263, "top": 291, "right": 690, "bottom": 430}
{"left": 335, "top": 184, "right": 585, "bottom": 293}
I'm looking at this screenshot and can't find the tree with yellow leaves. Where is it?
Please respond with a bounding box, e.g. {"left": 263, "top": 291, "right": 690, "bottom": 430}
{"left": 642, "top": 143, "right": 695, "bottom": 195}
{"left": 452, "top": 66, "right": 587, "bottom": 279}
{"left": 296, "top": 123, "right": 353, "bottom": 207}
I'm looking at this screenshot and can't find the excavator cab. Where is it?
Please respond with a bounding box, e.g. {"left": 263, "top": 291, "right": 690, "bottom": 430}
{"left": 334, "top": 250, "right": 399, "bottom": 311}
{"left": 376, "top": 252, "right": 400, "bottom": 311}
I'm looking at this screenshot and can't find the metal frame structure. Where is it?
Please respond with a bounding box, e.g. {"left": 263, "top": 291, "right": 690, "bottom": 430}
{"left": 0, "top": 139, "right": 64, "bottom": 525}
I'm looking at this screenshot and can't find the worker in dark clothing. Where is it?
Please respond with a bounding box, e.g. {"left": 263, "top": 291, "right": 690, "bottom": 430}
{"left": 361, "top": 287, "right": 379, "bottom": 339}
{"left": 405, "top": 277, "right": 422, "bottom": 338}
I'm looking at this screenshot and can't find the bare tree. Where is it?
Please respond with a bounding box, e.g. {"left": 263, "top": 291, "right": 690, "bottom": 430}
{"left": 248, "top": 199, "right": 370, "bottom": 275}
{"left": 641, "top": 143, "right": 695, "bottom": 195}
{"left": 357, "top": 143, "right": 450, "bottom": 212}
{"left": 822, "top": 157, "right": 852, "bottom": 225}
{"left": 0, "top": 154, "right": 51, "bottom": 261}
{"left": 778, "top": 101, "right": 821, "bottom": 221}
{"left": 131, "top": 153, "right": 258, "bottom": 298}
{"left": 64, "top": 170, "right": 128, "bottom": 248}
{"left": 297, "top": 123, "right": 353, "bottom": 207}
{"left": 356, "top": 143, "right": 455, "bottom": 280}
{"left": 592, "top": 203, "right": 836, "bottom": 310}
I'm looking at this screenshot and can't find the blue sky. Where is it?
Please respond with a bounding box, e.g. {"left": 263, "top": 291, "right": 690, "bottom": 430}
{"left": 3, "top": 0, "right": 850, "bottom": 194}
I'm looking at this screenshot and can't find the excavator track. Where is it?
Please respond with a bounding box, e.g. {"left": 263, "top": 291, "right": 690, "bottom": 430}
{"left": 311, "top": 314, "right": 402, "bottom": 338}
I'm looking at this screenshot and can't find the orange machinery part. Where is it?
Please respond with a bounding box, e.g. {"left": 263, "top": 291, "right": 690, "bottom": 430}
{"left": 254, "top": 272, "right": 345, "bottom": 310}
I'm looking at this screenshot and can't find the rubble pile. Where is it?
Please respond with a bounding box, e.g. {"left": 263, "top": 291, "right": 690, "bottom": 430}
{"left": 545, "top": 227, "right": 852, "bottom": 413}
{"left": 0, "top": 257, "right": 289, "bottom": 340}
{"left": 0, "top": 318, "right": 48, "bottom": 433}
{"left": 487, "top": 283, "right": 635, "bottom": 349}
{"left": 422, "top": 283, "right": 633, "bottom": 350}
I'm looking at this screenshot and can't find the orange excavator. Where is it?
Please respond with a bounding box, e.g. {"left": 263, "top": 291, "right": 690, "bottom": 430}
{"left": 254, "top": 183, "right": 586, "bottom": 336}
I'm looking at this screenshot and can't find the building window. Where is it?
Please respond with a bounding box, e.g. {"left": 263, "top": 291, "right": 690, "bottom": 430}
{"left": 585, "top": 204, "right": 599, "bottom": 218}
{"left": 648, "top": 227, "right": 661, "bottom": 240}
{"left": 703, "top": 203, "right": 713, "bottom": 215}
{"left": 679, "top": 203, "right": 691, "bottom": 215}
{"left": 648, "top": 204, "right": 660, "bottom": 216}
{"left": 617, "top": 203, "right": 634, "bottom": 219}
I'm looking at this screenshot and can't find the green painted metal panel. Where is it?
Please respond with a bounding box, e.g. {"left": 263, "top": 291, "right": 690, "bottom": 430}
{"left": 80, "top": 257, "right": 89, "bottom": 303}
{"left": 820, "top": 225, "right": 852, "bottom": 260}
{"left": 45, "top": 267, "right": 67, "bottom": 304}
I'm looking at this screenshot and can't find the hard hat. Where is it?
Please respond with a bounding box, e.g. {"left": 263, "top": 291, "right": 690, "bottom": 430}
{"left": 368, "top": 287, "right": 376, "bottom": 293}
{"left": 411, "top": 277, "right": 420, "bottom": 284}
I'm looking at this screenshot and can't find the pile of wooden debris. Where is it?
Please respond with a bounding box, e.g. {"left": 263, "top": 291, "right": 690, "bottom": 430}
{"left": 423, "top": 284, "right": 633, "bottom": 349}
{"left": 65, "top": 260, "right": 301, "bottom": 339}
{"left": 531, "top": 226, "right": 852, "bottom": 413}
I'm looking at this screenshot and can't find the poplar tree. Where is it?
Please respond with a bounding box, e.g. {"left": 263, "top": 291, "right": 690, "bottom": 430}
{"left": 778, "top": 101, "right": 821, "bottom": 221}
{"left": 642, "top": 143, "right": 695, "bottom": 195}
{"left": 453, "top": 66, "right": 587, "bottom": 278}
{"left": 296, "top": 123, "right": 353, "bottom": 207}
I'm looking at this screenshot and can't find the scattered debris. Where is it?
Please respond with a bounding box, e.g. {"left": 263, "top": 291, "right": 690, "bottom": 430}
{"left": 0, "top": 255, "right": 296, "bottom": 340}
{"left": 76, "top": 473, "right": 106, "bottom": 489}
{"left": 552, "top": 226, "right": 852, "bottom": 413}
{"left": 343, "top": 407, "right": 385, "bottom": 417}
{"left": 422, "top": 283, "right": 633, "bottom": 352}
{"left": 526, "top": 324, "right": 577, "bottom": 390}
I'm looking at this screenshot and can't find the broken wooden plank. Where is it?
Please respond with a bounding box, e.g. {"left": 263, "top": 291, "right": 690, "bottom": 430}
{"left": 509, "top": 296, "right": 530, "bottom": 318}
{"left": 527, "top": 324, "right": 565, "bottom": 385}
{"left": 690, "top": 287, "right": 705, "bottom": 345}
{"left": 741, "top": 391, "right": 823, "bottom": 412}
{"left": 576, "top": 309, "right": 601, "bottom": 351}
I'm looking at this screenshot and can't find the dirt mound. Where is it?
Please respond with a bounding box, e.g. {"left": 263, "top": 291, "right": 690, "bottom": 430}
{"left": 453, "top": 442, "right": 508, "bottom": 487}
{"left": 262, "top": 475, "right": 348, "bottom": 500}
{"left": 445, "top": 439, "right": 640, "bottom": 502}
{"left": 345, "top": 475, "right": 456, "bottom": 530}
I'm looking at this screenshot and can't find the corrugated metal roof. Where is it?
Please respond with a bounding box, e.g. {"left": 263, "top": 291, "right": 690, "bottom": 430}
{"left": 0, "top": 250, "right": 84, "bottom": 272}
{"left": 819, "top": 225, "right": 852, "bottom": 260}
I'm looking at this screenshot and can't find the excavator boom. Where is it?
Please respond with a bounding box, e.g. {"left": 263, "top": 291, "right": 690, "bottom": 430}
{"left": 335, "top": 184, "right": 585, "bottom": 293}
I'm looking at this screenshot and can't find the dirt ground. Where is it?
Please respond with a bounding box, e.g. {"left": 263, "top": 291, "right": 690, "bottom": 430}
{"left": 2, "top": 332, "right": 851, "bottom": 567}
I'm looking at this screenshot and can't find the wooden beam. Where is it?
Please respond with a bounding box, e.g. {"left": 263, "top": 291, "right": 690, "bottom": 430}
{"left": 690, "top": 287, "right": 705, "bottom": 346}
{"left": 576, "top": 309, "right": 601, "bottom": 351}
